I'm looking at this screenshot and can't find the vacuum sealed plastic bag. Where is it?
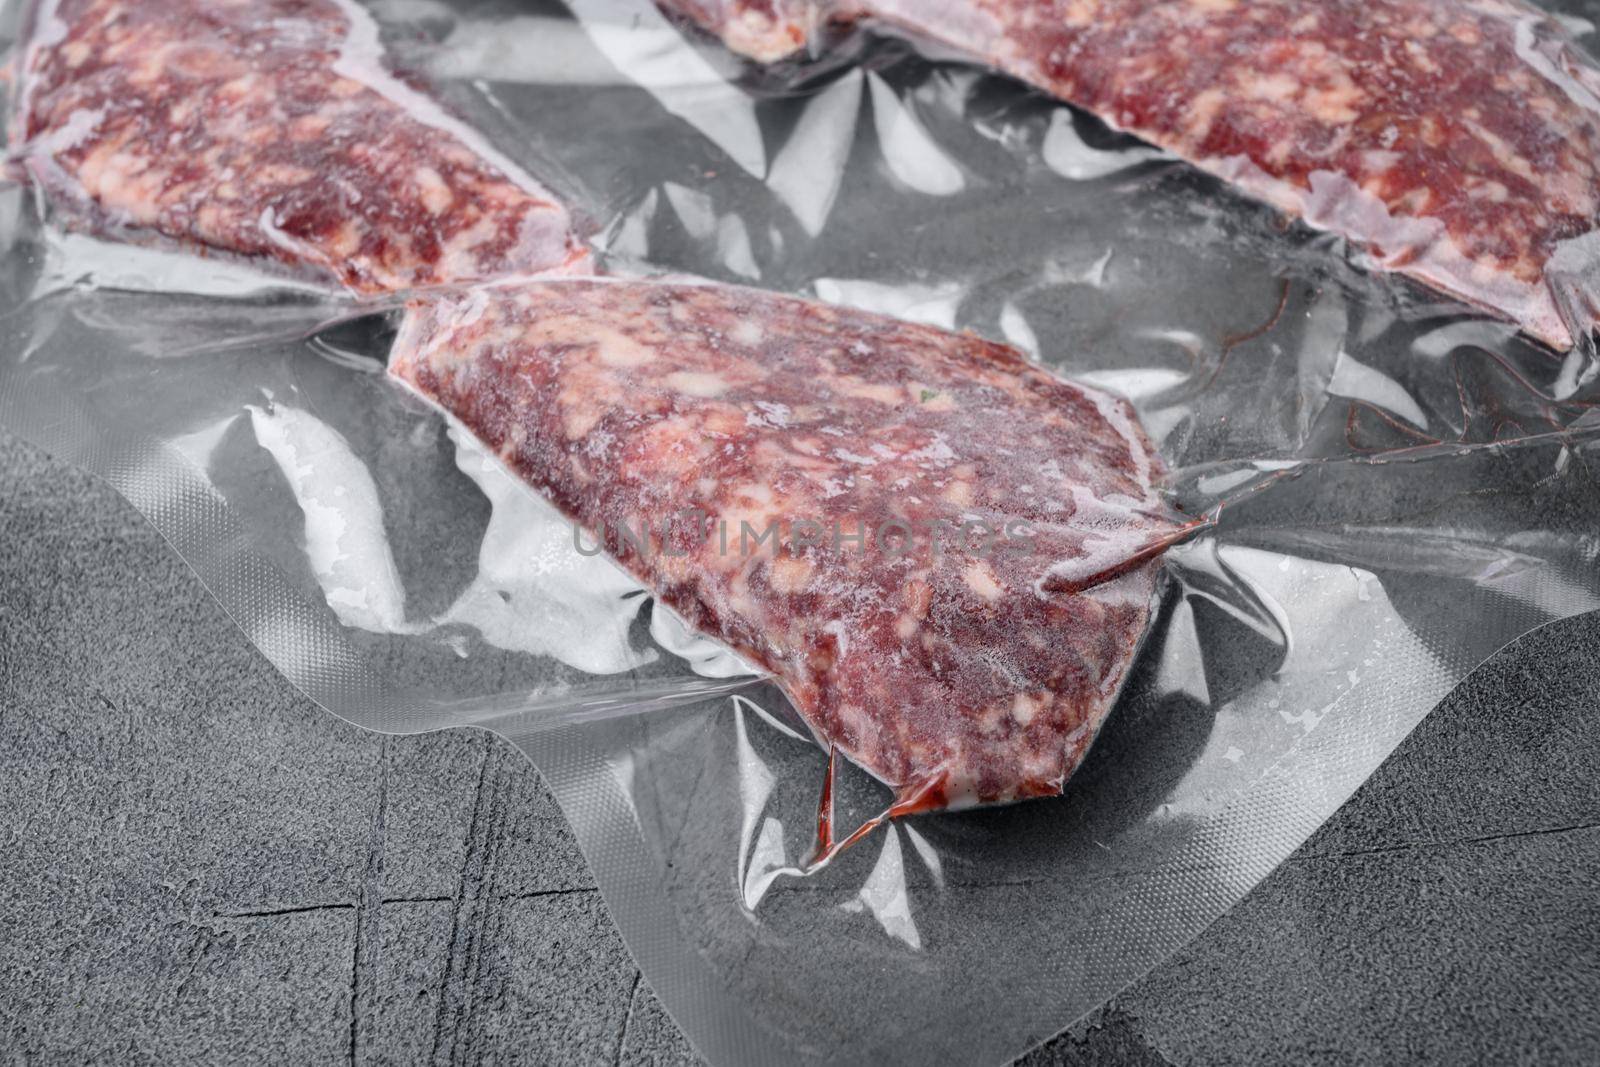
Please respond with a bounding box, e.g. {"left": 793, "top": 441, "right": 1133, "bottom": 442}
{"left": 2, "top": 0, "right": 1599, "bottom": 1063}
{"left": 653, "top": 0, "right": 1600, "bottom": 353}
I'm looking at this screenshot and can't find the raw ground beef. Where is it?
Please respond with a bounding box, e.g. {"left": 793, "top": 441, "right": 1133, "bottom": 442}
{"left": 658, "top": 0, "right": 1600, "bottom": 351}
{"left": 390, "top": 277, "right": 1180, "bottom": 812}
{"left": 14, "top": 0, "right": 591, "bottom": 293}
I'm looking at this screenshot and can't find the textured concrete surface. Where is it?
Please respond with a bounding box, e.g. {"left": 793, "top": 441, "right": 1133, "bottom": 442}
{"left": 2, "top": 425, "right": 1598, "bottom": 1064}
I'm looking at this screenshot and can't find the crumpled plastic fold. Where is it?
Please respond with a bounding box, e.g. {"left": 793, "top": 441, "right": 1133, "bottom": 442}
{"left": 2, "top": 1, "right": 1598, "bottom": 1064}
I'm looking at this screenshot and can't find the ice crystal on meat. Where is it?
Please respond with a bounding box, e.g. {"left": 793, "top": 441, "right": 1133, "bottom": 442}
{"left": 15, "top": 0, "right": 591, "bottom": 293}
{"left": 391, "top": 278, "right": 1180, "bottom": 811}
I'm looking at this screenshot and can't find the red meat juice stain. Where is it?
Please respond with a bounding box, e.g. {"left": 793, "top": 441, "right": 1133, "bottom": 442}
{"left": 802, "top": 746, "right": 951, "bottom": 872}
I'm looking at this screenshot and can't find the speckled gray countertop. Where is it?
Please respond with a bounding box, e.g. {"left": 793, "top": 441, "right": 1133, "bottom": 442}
{"left": 4, "top": 425, "right": 1599, "bottom": 1064}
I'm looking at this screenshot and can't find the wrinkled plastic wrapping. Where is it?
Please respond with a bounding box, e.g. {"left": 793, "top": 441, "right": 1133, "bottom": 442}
{"left": 652, "top": 0, "right": 1600, "bottom": 352}
{"left": 3, "top": 1, "right": 1600, "bottom": 1063}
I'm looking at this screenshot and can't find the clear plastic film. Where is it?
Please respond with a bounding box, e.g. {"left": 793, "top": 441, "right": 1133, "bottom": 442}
{"left": 1, "top": 1, "right": 1599, "bottom": 1064}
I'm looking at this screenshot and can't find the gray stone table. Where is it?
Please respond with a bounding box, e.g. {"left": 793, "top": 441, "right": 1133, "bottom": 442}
{"left": 2, "top": 425, "right": 1598, "bottom": 1063}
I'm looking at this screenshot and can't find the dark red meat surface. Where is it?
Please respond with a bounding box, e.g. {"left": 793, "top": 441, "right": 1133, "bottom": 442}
{"left": 15, "top": 0, "right": 591, "bottom": 292}
{"left": 390, "top": 278, "right": 1177, "bottom": 811}
{"left": 660, "top": 0, "right": 1600, "bottom": 350}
